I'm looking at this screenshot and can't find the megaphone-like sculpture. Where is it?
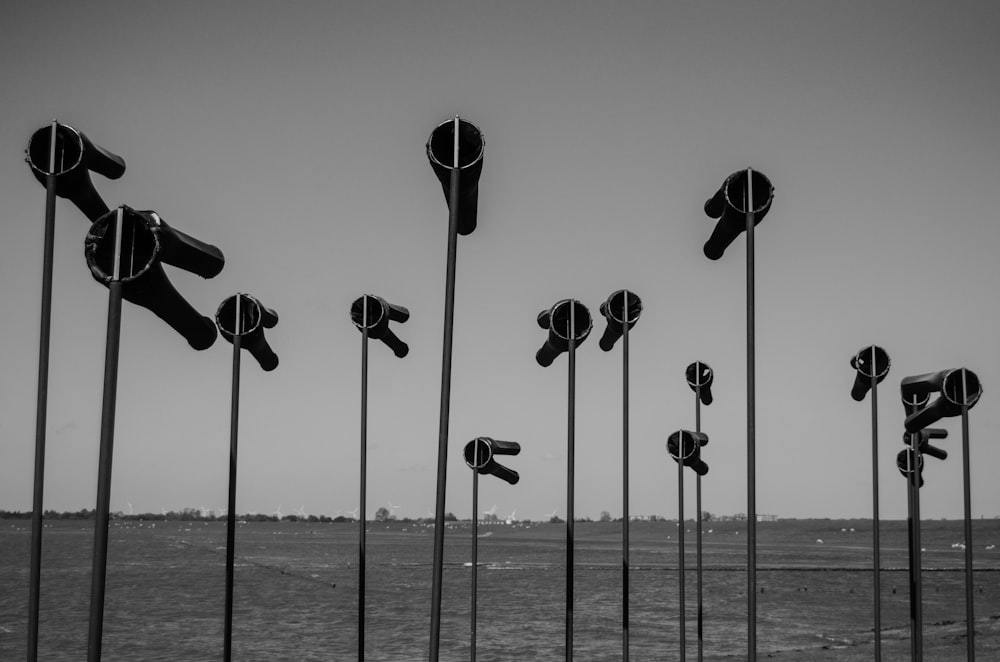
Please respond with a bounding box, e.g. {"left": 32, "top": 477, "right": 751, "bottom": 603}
{"left": 350, "top": 295, "right": 410, "bottom": 358}
{"left": 26, "top": 123, "right": 126, "bottom": 223}
{"left": 850, "top": 345, "right": 890, "bottom": 401}
{"left": 216, "top": 294, "right": 279, "bottom": 371}
{"left": 903, "top": 429, "right": 948, "bottom": 461}
{"left": 686, "top": 361, "right": 714, "bottom": 406}
{"left": 667, "top": 429, "right": 709, "bottom": 476}
{"left": 597, "top": 289, "right": 642, "bottom": 351}
{"left": 896, "top": 448, "right": 925, "bottom": 488}
{"left": 901, "top": 368, "right": 982, "bottom": 433}
{"left": 426, "top": 118, "right": 485, "bottom": 235}
{"left": 464, "top": 437, "right": 521, "bottom": 485}
{"left": 535, "top": 299, "right": 592, "bottom": 367}
{"left": 702, "top": 169, "right": 774, "bottom": 260}
{"left": 84, "top": 206, "right": 224, "bottom": 350}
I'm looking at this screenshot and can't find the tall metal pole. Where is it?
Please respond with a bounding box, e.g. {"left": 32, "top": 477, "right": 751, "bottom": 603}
{"left": 566, "top": 303, "right": 576, "bottom": 662}
{"left": 960, "top": 370, "right": 975, "bottom": 661}
{"left": 223, "top": 296, "right": 243, "bottom": 662}
{"left": 869, "top": 348, "right": 882, "bottom": 662}
{"left": 359, "top": 296, "right": 369, "bottom": 662}
{"left": 678, "top": 440, "right": 686, "bottom": 662}
{"left": 621, "top": 293, "right": 630, "bottom": 662}
{"left": 429, "top": 116, "right": 462, "bottom": 662}
{"left": 28, "top": 119, "right": 59, "bottom": 662}
{"left": 907, "top": 433, "right": 924, "bottom": 662}
{"left": 87, "top": 209, "right": 126, "bottom": 662}
{"left": 695, "top": 376, "right": 704, "bottom": 662}
{"left": 471, "top": 441, "right": 480, "bottom": 662}
{"left": 745, "top": 168, "right": 757, "bottom": 661}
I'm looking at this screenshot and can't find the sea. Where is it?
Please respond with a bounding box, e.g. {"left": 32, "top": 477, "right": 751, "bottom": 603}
{"left": 2, "top": 518, "right": 999, "bottom": 660}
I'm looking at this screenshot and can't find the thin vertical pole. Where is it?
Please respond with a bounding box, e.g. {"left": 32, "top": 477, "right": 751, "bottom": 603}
{"left": 566, "top": 303, "right": 576, "bottom": 662}
{"left": 622, "top": 294, "right": 630, "bottom": 662}
{"left": 960, "top": 369, "right": 975, "bottom": 661}
{"left": 695, "top": 379, "right": 704, "bottom": 662}
{"left": 745, "top": 168, "right": 757, "bottom": 662}
{"left": 678, "top": 443, "right": 686, "bottom": 662}
{"left": 28, "top": 119, "right": 60, "bottom": 662}
{"left": 870, "top": 348, "right": 882, "bottom": 662}
{"left": 87, "top": 209, "right": 125, "bottom": 662}
{"left": 907, "top": 433, "right": 923, "bottom": 662}
{"left": 471, "top": 441, "right": 480, "bottom": 662}
{"left": 223, "top": 295, "right": 243, "bottom": 662}
{"left": 359, "top": 296, "right": 369, "bottom": 662}
{"left": 429, "top": 116, "right": 462, "bottom": 662}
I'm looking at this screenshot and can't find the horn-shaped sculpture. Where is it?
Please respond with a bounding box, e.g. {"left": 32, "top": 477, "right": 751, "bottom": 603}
{"left": 536, "top": 299, "right": 592, "bottom": 367}
{"left": 84, "top": 206, "right": 224, "bottom": 350}
{"left": 897, "top": 448, "right": 925, "bottom": 488}
{"left": 26, "top": 123, "right": 126, "bottom": 223}
{"left": 667, "top": 429, "right": 709, "bottom": 476}
{"left": 686, "top": 361, "right": 715, "bottom": 406}
{"left": 216, "top": 294, "right": 279, "bottom": 371}
{"left": 702, "top": 169, "right": 774, "bottom": 260}
{"left": 464, "top": 437, "right": 521, "bottom": 485}
{"left": 850, "top": 345, "right": 891, "bottom": 401}
{"left": 901, "top": 369, "right": 982, "bottom": 433}
{"left": 426, "top": 118, "right": 484, "bottom": 236}
{"left": 351, "top": 295, "right": 410, "bottom": 358}
{"left": 597, "top": 289, "right": 642, "bottom": 351}
{"left": 904, "top": 429, "right": 948, "bottom": 461}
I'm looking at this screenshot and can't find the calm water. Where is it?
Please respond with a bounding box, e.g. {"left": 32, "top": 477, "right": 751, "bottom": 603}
{"left": 2, "top": 518, "right": 999, "bottom": 660}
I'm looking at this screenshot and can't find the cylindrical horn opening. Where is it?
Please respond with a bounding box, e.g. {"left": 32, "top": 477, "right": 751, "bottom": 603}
{"left": 942, "top": 368, "right": 982, "bottom": 409}
{"left": 464, "top": 437, "right": 494, "bottom": 470}
{"left": 26, "top": 123, "right": 84, "bottom": 176}
{"left": 723, "top": 169, "right": 773, "bottom": 215}
{"left": 427, "top": 119, "right": 484, "bottom": 171}
{"left": 852, "top": 345, "right": 890, "bottom": 380}
{"left": 549, "top": 299, "right": 592, "bottom": 343}
{"left": 686, "top": 361, "right": 714, "bottom": 389}
{"left": 603, "top": 289, "right": 642, "bottom": 325}
{"left": 350, "top": 295, "right": 387, "bottom": 331}
{"left": 216, "top": 294, "right": 264, "bottom": 337}
{"left": 902, "top": 392, "right": 931, "bottom": 416}
{"left": 667, "top": 431, "right": 699, "bottom": 462}
{"left": 85, "top": 207, "right": 160, "bottom": 283}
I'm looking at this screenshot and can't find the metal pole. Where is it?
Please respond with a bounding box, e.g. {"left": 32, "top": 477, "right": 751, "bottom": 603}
{"left": 745, "top": 168, "right": 757, "bottom": 662}
{"left": 678, "top": 442, "right": 686, "bottom": 662}
{"left": 960, "top": 370, "right": 975, "bottom": 661}
{"left": 429, "top": 116, "right": 462, "bottom": 662}
{"left": 471, "top": 442, "right": 479, "bottom": 662}
{"left": 87, "top": 209, "right": 125, "bottom": 662}
{"left": 224, "top": 295, "right": 243, "bottom": 662}
{"left": 566, "top": 303, "right": 576, "bottom": 662}
{"left": 695, "top": 380, "right": 704, "bottom": 662}
{"left": 907, "top": 433, "right": 923, "bottom": 662}
{"left": 359, "top": 296, "right": 369, "bottom": 662}
{"left": 28, "top": 119, "right": 59, "bottom": 662}
{"left": 622, "top": 294, "right": 630, "bottom": 662}
{"left": 869, "top": 348, "right": 882, "bottom": 661}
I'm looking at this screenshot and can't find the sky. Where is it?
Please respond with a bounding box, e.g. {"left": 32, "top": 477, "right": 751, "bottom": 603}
{"left": 1, "top": 1, "right": 999, "bottom": 522}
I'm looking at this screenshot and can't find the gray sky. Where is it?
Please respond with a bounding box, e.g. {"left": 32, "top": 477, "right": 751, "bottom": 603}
{"left": 2, "top": 1, "right": 998, "bottom": 521}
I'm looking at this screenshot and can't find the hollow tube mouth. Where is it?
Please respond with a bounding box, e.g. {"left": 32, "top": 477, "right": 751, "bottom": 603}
{"left": 685, "top": 361, "right": 713, "bottom": 389}
{"left": 350, "top": 294, "right": 387, "bottom": 331}
{"left": 426, "top": 118, "right": 484, "bottom": 170}
{"left": 84, "top": 206, "right": 160, "bottom": 283}
{"left": 852, "top": 345, "right": 890, "bottom": 380}
{"left": 603, "top": 289, "right": 642, "bottom": 325}
{"left": 548, "top": 299, "right": 592, "bottom": 342}
{"left": 723, "top": 169, "right": 773, "bottom": 215}
{"left": 464, "top": 437, "right": 494, "bottom": 470}
{"left": 667, "top": 431, "right": 699, "bottom": 462}
{"left": 26, "top": 123, "right": 84, "bottom": 177}
{"left": 216, "top": 294, "right": 264, "bottom": 337}
{"left": 942, "top": 368, "right": 982, "bottom": 408}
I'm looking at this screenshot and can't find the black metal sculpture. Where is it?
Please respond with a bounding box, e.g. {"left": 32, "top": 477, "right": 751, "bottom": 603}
{"left": 598, "top": 289, "right": 641, "bottom": 661}
{"left": 426, "top": 116, "right": 484, "bottom": 662}
{"left": 215, "top": 294, "right": 279, "bottom": 662}
{"left": 685, "top": 361, "right": 714, "bottom": 662}
{"left": 700, "top": 167, "right": 773, "bottom": 662}
{"left": 536, "top": 299, "right": 592, "bottom": 367}
{"left": 351, "top": 295, "right": 410, "bottom": 358}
